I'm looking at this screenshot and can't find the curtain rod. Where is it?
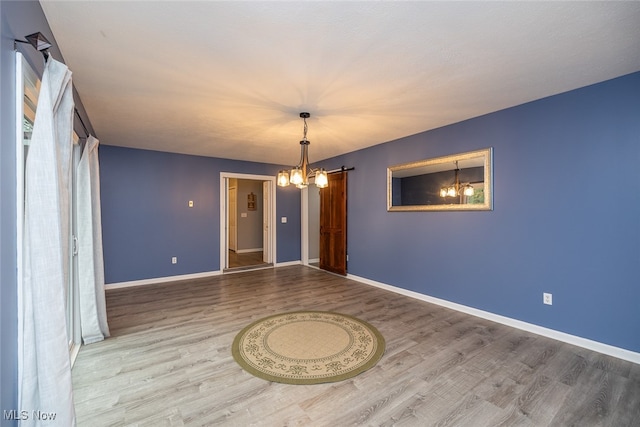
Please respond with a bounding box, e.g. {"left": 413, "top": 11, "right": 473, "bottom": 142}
{"left": 74, "top": 109, "right": 90, "bottom": 139}
{"left": 16, "top": 32, "right": 92, "bottom": 139}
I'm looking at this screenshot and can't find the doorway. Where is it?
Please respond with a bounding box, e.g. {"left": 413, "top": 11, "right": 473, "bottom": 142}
{"left": 307, "top": 187, "right": 321, "bottom": 267}
{"left": 220, "top": 173, "right": 276, "bottom": 272}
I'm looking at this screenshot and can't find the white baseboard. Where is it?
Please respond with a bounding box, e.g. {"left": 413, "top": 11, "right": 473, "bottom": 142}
{"left": 347, "top": 273, "right": 640, "bottom": 365}
{"left": 308, "top": 258, "right": 320, "bottom": 264}
{"left": 105, "top": 270, "right": 222, "bottom": 290}
{"left": 275, "top": 260, "right": 302, "bottom": 268}
{"left": 103, "top": 260, "right": 305, "bottom": 290}
{"left": 103, "top": 262, "right": 303, "bottom": 290}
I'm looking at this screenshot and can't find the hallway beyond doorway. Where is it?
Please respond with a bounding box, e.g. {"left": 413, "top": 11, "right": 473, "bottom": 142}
{"left": 227, "top": 250, "right": 268, "bottom": 269}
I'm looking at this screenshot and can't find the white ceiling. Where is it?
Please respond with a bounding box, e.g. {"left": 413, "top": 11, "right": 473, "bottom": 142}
{"left": 40, "top": 1, "right": 640, "bottom": 165}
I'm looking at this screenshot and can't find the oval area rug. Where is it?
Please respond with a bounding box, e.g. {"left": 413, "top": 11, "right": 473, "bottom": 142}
{"left": 232, "top": 311, "right": 385, "bottom": 384}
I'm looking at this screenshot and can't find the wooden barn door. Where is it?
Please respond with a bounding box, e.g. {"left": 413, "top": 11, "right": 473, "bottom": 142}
{"left": 319, "top": 171, "right": 347, "bottom": 275}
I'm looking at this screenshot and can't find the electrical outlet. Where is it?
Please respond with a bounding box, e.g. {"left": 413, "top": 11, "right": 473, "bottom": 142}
{"left": 172, "top": 256, "right": 177, "bottom": 264}
{"left": 543, "top": 293, "right": 552, "bottom": 305}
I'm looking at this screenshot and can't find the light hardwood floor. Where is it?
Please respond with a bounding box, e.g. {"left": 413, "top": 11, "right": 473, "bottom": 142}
{"left": 72, "top": 266, "right": 640, "bottom": 426}
{"left": 227, "top": 250, "right": 268, "bottom": 270}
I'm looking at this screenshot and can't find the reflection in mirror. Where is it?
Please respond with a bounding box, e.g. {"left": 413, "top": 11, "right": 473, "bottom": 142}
{"left": 387, "top": 148, "right": 493, "bottom": 211}
{"left": 22, "top": 56, "right": 40, "bottom": 151}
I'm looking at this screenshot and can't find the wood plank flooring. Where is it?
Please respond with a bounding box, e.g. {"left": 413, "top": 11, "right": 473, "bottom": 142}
{"left": 72, "top": 266, "right": 640, "bottom": 426}
{"left": 227, "top": 250, "right": 268, "bottom": 270}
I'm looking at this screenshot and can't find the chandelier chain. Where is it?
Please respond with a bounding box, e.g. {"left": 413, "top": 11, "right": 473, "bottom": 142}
{"left": 276, "top": 112, "right": 328, "bottom": 189}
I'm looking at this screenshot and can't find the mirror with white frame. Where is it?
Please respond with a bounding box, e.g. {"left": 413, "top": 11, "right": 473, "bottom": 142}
{"left": 387, "top": 148, "right": 493, "bottom": 211}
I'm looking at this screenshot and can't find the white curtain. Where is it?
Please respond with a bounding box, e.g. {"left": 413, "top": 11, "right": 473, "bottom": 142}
{"left": 76, "top": 135, "right": 110, "bottom": 343}
{"left": 19, "top": 58, "right": 76, "bottom": 426}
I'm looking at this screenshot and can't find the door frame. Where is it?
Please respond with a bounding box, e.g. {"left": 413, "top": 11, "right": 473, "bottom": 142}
{"left": 220, "top": 172, "right": 276, "bottom": 271}
{"left": 228, "top": 181, "right": 237, "bottom": 252}
{"left": 262, "top": 181, "right": 272, "bottom": 263}
{"left": 301, "top": 187, "right": 310, "bottom": 265}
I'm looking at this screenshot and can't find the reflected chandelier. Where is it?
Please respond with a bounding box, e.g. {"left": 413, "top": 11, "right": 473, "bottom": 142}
{"left": 277, "top": 112, "right": 328, "bottom": 189}
{"left": 440, "top": 161, "right": 474, "bottom": 198}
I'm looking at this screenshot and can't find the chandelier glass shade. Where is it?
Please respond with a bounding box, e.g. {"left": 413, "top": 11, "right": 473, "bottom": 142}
{"left": 440, "top": 161, "right": 474, "bottom": 198}
{"left": 277, "top": 113, "right": 328, "bottom": 189}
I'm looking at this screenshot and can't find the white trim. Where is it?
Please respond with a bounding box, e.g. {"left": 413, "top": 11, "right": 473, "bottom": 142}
{"left": 69, "top": 342, "right": 81, "bottom": 368}
{"left": 235, "top": 248, "right": 263, "bottom": 254}
{"left": 15, "top": 53, "right": 24, "bottom": 293}
{"left": 223, "top": 265, "right": 274, "bottom": 275}
{"left": 105, "top": 270, "right": 222, "bottom": 290}
{"left": 262, "top": 181, "right": 271, "bottom": 264}
{"left": 308, "top": 258, "right": 320, "bottom": 264}
{"left": 275, "top": 260, "right": 301, "bottom": 268}
{"left": 103, "top": 263, "right": 305, "bottom": 289}
{"left": 347, "top": 273, "right": 640, "bottom": 365}
{"left": 301, "top": 186, "right": 309, "bottom": 265}
{"left": 220, "top": 172, "right": 277, "bottom": 272}
{"left": 221, "top": 177, "right": 229, "bottom": 267}
{"left": 15, "top": 52, "right": 25, "bottom": 398}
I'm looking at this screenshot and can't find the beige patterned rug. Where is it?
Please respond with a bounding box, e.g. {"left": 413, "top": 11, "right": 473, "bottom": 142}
{"left": 232, "top": 311, "right": 385, "bottom": 384}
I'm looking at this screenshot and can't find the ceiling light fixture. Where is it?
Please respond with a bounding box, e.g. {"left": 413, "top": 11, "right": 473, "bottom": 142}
{"left": 277, "top": 112, "right": 328, "bottom": 189}
{"left": 440, "top": 161, "right": 474, "bottom": 198}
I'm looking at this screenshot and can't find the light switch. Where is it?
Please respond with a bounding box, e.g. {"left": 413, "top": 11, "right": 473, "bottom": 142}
{"left": 241, "top": 212, "right": 247, "bottom": 218}
{"left": 281, "top": 217, "right": 287, "bottom": 223}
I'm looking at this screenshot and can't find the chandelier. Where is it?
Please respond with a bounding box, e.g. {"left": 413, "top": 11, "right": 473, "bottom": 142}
{"left": 277, "top": 112, "right": 328, "bottom": 189}
{"left": 440, "top": 161, "right": 474, "bottom": 198}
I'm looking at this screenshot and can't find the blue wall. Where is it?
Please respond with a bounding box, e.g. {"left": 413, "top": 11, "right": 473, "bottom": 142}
{"left": 99, "top": 146, "right": 301, "bottom": 283}
{"left": 319, "top": 72, "right": 640, "bottom": 353}
{"left": 100, "top": 73, "right": 639, "bottom": 354}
